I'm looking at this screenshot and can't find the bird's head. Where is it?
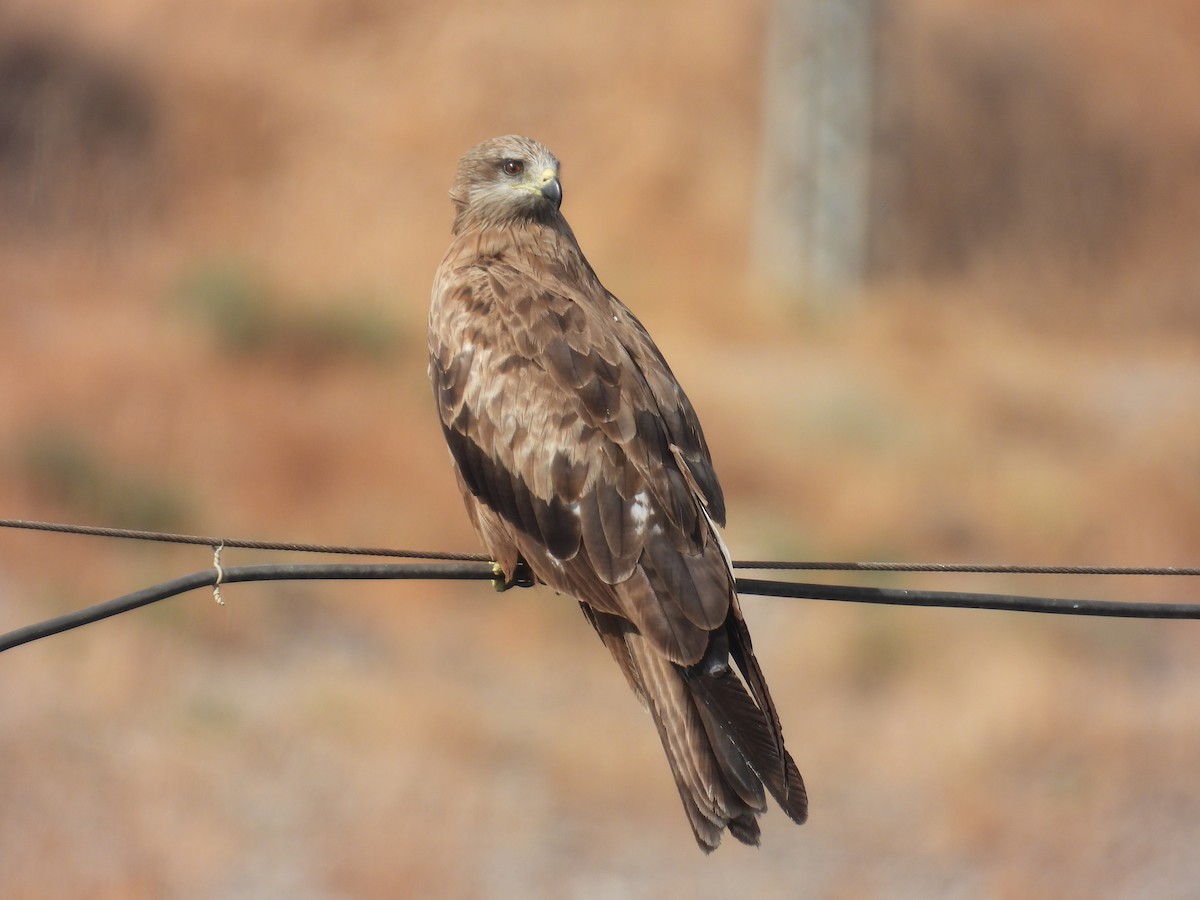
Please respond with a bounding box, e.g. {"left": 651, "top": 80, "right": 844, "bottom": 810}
{"left": 448, "top": 135, "right": 563, "bottom": 231}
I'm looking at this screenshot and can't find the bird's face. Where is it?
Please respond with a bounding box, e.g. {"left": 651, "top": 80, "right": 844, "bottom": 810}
{"left": 495, "top": 153, "right": 563, "bottom": 209}
{"left": 450, "top": 135, "right": 563, "bottom": 226}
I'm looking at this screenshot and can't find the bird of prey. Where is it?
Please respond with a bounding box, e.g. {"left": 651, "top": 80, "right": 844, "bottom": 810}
{"left": 428, "top": 135, "right": 807, "bottom": 851}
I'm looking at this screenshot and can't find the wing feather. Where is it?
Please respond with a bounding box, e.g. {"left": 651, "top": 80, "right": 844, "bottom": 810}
{"left": 431, "top": 255, "right": 729, "bottom": 659}
{"left": 579, "top": 481, "right": 641, "bottom": 584}
{"left": 611, "top": 565, "right": 709, "bottom": 664}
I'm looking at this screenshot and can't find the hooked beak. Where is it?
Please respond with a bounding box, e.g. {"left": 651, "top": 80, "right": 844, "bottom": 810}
{"left": 539, "top": 168, "right": 562, "bottom": 209}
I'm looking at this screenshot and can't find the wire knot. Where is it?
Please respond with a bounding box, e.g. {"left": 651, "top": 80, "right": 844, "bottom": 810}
{"left": 212, "top": 542, "right": 225, "bottom": 606}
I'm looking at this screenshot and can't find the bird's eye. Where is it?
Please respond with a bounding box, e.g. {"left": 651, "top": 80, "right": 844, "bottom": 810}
{"left": 501, "top": 159, "right": 524, "bottom": 176}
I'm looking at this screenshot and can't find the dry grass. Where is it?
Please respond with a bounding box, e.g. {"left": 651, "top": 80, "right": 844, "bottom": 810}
{"left": 1, "top": 1, "right": 1198, "bottom": 897}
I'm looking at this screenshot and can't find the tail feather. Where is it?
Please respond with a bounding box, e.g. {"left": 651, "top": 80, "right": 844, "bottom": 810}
{"left": 690, "top": 687, "right": 768, "bottom": 812}
{"left": 627, "top": 631, "right": 764, "bottom": 851}
{"left": 586, "top": 601, "right": 806, "bottom": 851}
{"left": 687, "top": 665, "right": 808, "bottom": 824}
{"left": 726, "top": 612, "right": 793, "bottom": 786}
{"left": 580, "top": 600, "right": 806, "bottom": 850}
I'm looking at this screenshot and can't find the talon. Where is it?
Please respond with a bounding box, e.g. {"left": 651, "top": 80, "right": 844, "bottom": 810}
{"left": 491, "top": 559, "right": 536, "bottom": 591}
{"left": 511, "top": 559, "right": 535, "bottom": 588}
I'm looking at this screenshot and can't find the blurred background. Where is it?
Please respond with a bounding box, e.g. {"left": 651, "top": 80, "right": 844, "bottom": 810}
{"left": 1, "top": 0, "right": 1198, "bottom": 896}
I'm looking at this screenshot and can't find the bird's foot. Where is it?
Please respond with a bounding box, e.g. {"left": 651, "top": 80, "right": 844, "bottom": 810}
{"left": 491, "top": 559, "right": 535, "bottom": 592}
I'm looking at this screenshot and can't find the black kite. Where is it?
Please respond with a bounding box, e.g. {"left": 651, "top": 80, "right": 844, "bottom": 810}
{"left": 429, "top": 135, "right": 806, "bottom": 850}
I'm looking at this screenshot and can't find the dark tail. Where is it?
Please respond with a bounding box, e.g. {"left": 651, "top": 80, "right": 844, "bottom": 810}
{"left": 584, "top": 605, "right": 807, "bottom": 851}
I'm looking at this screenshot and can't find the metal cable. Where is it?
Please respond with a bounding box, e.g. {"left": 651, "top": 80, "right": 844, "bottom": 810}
{"left": 0, "top": 518, "right": 489, "bottom": 561}
{"left": 3, "top": 519, "right": 1193, "bottom": 576}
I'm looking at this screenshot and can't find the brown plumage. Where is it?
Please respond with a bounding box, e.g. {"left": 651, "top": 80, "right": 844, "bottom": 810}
{"left": 428, "top": 135, "right": 807, "bottom": 851}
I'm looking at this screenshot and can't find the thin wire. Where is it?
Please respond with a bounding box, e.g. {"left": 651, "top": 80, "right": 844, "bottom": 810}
{"left": 0, "top": 562, "right": 497, "bottom": 653}
{"left": 3, "top": 519, "right": 1195, "bottom": 577}
{"left": 2, "top": 563, "right": 1198, "bottom": 655}
{"left": 736, "top": 578, "right": 1200, "bottom": 619}
{"left": 0, "top": 518, "right": 489, "bottom": 561}
{"left": 2, "top": 517, "right": 1197, "bottom": 654}
{"left": 736, "top": 561, "right": 1200, "bottom": 576}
